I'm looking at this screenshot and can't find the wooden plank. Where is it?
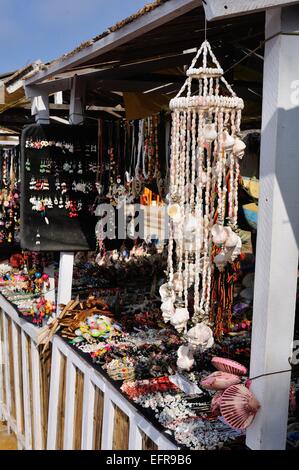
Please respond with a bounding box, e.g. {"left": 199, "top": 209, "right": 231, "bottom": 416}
{"left": 69, "top": 75, "right": 85, "bottom": 125}
{"left": 56, "top": 253, "right": 74, "bottom": 315}
{"left": 39, "top": 345, "right": 51, "bottom": 449}
{"left": 73, "top": 368, "right": 84, "bottom": 450}
{"left": 21, "top": 331, "right": 32, "bottom": 449}
{"left": 128, "top": 418, "right": 143, "bottom": 450}
{"left": 92, "top": 387, "right": 104, "bottom": 450}
{"left": 101, "top": 394, "right": 114, "bottom": 450}
{"left": 142, "top": 431, "right": 158, "bottom": 450}
{"left": 63, "top": 359, "right": 76, "bottom": 449}
{"left": 203, "top": 0, "right": 299, "bottom": 21}
{"left": 3, "top": 314, "right": 11, "bottom": 433}
{"left": 112, "top": 406, "right": 129, "bottom": 450}
{"left": 46, "top": 338, "right": 63, "bottom": 450}
{"left": 11, "top": 322, "right": 23, "bottom": 449}
{"left": 31, "top": 92, "right": 50, "bottom": 125}
{"left": 30, "top": 341, "right": 43, "bottom": 450}
{"left": 246, "top": 5, "right": 299, "bottom": 450}
{"left": 81, "top": 375, "right": 95, "bottom": 450}
{"left": 55, "top": 354, "right": 67, "bottom": 450}
{"left": 24, "top": 0, "right": 200, "bottom": 85}
{"left": 7, "top": 319, "right": 16, "bottom": 421}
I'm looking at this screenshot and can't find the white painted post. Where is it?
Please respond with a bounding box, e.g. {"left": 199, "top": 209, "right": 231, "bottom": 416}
{"left": 69, "top": 75, "right": 85, "bottom": 125}
{"left": 11, "top": 322, "right": 23, "bottom": 449}
{"left": 54, "top": 91, "right": 63, "bottom": 105}
{"left": 31, "top": 92, "right": 50, "bottom": 125}
{"left": 81, "top": 373, "right": 96, "bottom": 450}
{"left": 63, "top": 358, "right": 76, "bottom": 449}
{"left": 246, "top": 5, "right": 299, "bottom": 450}
{"left": 43, "top": 264, "right": 56, "bottom": 305}
{"left": 21, "top": 331, "right": 32, "bottom": 449}
{"left": 56, "top": 252, "right": 74, "bottom": 314}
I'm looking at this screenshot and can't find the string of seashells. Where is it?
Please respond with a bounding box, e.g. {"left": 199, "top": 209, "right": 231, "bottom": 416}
{"left": 160, "top": 40, "right": 246, "bottom": 370}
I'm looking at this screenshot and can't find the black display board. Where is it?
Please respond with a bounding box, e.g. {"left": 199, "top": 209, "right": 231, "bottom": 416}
{"left": 21, "top": 124, "right": 98, "bottom": 251}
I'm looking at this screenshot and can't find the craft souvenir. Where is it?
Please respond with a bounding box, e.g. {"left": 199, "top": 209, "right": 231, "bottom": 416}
{"left": 187, "top": 322, "right": 214, "bottom": 352}
{"left": 201, "top": 371, "right": 241, "bottom": 391}
{"left": 211, "top": 357, "right": 247, "bottom": 376}
{"left": 220, "top": 384, "right": 260, "bottom": 430}
{"left": 170, "top": 307, "right": 189, "bottom": 333}
{"left": 162, "top": 40, "right": 244, "bottom": 350}
{"left": 177, "top": 345, "right": 195, "bottom": 371}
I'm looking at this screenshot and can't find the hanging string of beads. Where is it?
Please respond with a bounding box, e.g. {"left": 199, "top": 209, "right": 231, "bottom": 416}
{"left": 159, "top": 40, "right": 247, "bottom": 366}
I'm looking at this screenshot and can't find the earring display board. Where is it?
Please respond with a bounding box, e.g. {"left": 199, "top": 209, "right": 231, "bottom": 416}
{"left": 20, "top": 124, "right": 98, "bottom": 251}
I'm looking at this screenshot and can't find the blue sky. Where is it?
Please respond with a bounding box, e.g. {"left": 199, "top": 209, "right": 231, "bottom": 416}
{"left": 0, "top": 0, "right": 147, "bottom": 73}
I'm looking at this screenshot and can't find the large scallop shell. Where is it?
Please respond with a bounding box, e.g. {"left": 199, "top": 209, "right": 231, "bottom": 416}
{"left": 220, "top": 384, "right": 260, "bottom": 430}
{"left": 201, "top": 371, "right": 241, "bottom": 391}
{"left": 210, "top": 391, "right": 223, "bottom": 416}
{"left": 211, "top": 357, "right": 247, "bottom": 376}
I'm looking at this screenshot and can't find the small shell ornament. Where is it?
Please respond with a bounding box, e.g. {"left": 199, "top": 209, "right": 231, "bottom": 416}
{"left": 159, "top": 283, "right": 175, "bottom": 302}
{"left": 161, "top": 298, "right": 175, "bottom": 323}
{"left": 211, "top": 224, "right": 228, "bottom": 246}
{"left": 224, "top": 227, "right": 240, "bottom": 249}
{"left": 170, "top": 307, "right": 189, "bottom": 333}
{"left": 177, "top": 345, "right": 195, "bottom": 371}
{"left": 183, "top": 213, "right": 198, "bottom": 241}
{"left": 172, "top": 272, "right": 184, "bottom": 293}
{"left": 203, "top": 123, "right": 218, "bottom": 143}
{"left": 214, "top": 251, "right": 228, "bottom": 271}
{"left": 187, "top": 322, "right": 214, "bottom": 352}
{"left": 233, "top": 137, "right": 246, "bottom": 159}
{"left": 220, "top": 384, "right": 260, "bottom": 430}
{"left": 201, "top": 371, "right": 241, "bottom": 391}
{"left": 211, "top": 357, "right": 248, "bottom": 376}
{"left": 167, "top": 203, "right": 181, "bottom": 222}
{"left": 222, "top": 130, "right": 235, "bottom": 151}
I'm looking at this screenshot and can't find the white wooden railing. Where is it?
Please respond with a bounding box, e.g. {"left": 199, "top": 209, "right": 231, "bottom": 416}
{"left": 0, "top": 296, "right": 178, "bottom": 450}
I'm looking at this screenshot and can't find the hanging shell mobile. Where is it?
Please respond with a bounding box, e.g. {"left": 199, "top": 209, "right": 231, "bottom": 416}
{"left": 161, "top": 40, "right": 246, "bottom": 358}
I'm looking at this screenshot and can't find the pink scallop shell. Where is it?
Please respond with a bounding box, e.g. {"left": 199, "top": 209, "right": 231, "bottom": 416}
{"left": 201, "top": 371, "right": 241, "bottom": 391}
{"left": 210, "top": 391, "right": 223, "bottom": 416}
{"left": 211, "top": 356, "right": 247, "bottom": 376}
{"left": 220, "top": 384, "right": 260, "bottom": 430}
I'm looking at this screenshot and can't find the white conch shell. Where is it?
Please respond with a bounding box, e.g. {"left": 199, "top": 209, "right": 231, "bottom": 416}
{"left": 167, "top": 203, "right": 181, "bottom": 222}
{"left": 222, "top": 130, "right": 235, "bottom": 151}
{"left": 203, "top": 123, "right": 217, "bottom": 143}
{"left": 161, "top": 298, "right": 175, "bottom": 323}
{"left": 159, "top": 283, "right": 175, "bottom": 302}
{"left": 224, "top": 227, "right": 240, "bottom": 248}
{"left": 211, "top": 224, "right": 228, "bottom": 246}
{"left": 214, "top": 251, "right": 228, "bottom": 271}
{"left": 230, "top": 235, "right": 242, "bottom": 261}
{"left": 187, "top": 323, "right": 214, "bottom": 352}
{"left": 170, "top": 307, "right": 189, "bottom": 333}
{"left": 233, "top": 138, "right": 246, "bottom": 159}
{"left": 177, "top": 345, "right": 195, "bottom": 371}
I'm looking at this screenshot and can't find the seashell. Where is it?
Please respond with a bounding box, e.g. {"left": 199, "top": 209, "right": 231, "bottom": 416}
{"left": 222, "top": 130, "right": 235, "bottom": 151}
{"left": 224, "top": 227, "right": 239, "bottom": 248}
{"left": 201, "top": 371, "right": 241, "bottom": 391}
{"left": 203, "top": 123, "right": 217, "bottom": 143}
{"left": 159, "top": 283, "right": 175, "bottom": 302}
{"left": 211, "top": 357, "right": 247, "bottom": 376}
{"left": 220, "top": 384, "right": 260, "bottom": 430}
{"left": 233, "top": 138, "right": 246, "bottom": 159}
{"left": 177, "top": 345, "right": 195, "bottom": 371}
{"left": 187, "top": 322, "right": 214, "bottom": 352}
{"left": 229, "top": 235, "right": 242, "bottom": 261}
{"left": 167, "top": 203, "right": 181, "bottom": 222}
{"left": 161, "top": 298, "right": 175, "bottom": 314}
{"left": 214, "top": 251, "right": 228, "bottom": 271}
{"left": 170, "top": 307, "right": 189, "bottom": 333}
{"left": 195, "top": 171, "right": 208, "bottom": 186}
{"left": 211, "top": 224, "right": 228, "bottom": 246}
{"left": 211, "top": 391, "right": 223, "bottom": 416}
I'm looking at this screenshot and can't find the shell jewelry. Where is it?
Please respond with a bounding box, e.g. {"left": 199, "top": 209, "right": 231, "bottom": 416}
{"left": 162, "top": 40, "right": 246, "bottom": 353}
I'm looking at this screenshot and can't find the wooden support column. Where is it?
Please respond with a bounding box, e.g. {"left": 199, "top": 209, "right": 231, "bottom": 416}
{"left": 69, "top": 75, "right": 85, "bottom": 125}
{"left": 246, "top": 5, "right": 299, "bottom": 450}
{"left": 31, "top": 92, "right": 50, "bottom": 125}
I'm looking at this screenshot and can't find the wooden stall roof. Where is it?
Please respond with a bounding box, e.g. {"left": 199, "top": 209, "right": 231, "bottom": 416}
{"left": 1, "top": 0, "right": 269, "bottom": 128}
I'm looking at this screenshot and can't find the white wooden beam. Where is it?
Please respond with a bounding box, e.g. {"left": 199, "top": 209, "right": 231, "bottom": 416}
{"left": 203, "top": 0, "right": 299, "bottom": 21}
{"left": 246, "top": 5, "right": 299, "bottom": 450}
{"left": 31, "top": 91, "right": 50, "bottom": 125}
{"left": 24, "top": 0, "right": 201, "bottom": 86}
{"left": 56, "top": 252, "right": 74, "bottom": 315}
{"left": 69, "top": 75, "right": 85, "bottom": 125}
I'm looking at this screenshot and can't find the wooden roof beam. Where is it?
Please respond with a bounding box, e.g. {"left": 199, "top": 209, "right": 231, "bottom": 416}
{"left": 24, "top": 0, "right": 201, "bottom": 86}
{"left": 203, "top": 0, "right": 299, "bottom": 21}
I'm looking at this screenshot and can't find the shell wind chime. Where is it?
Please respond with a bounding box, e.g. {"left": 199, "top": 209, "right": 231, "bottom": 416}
{"left": 160, "top": 41, "right": 246, "bottom": 366}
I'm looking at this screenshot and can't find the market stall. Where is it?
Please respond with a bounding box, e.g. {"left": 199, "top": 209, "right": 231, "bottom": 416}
{"left": 0, "top": 0, "right": 299, "bottom": 452}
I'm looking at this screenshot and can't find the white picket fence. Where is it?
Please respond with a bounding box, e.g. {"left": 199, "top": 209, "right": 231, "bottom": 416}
{"left": 0, "top": 296, "right": 178, "bottom": 450}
